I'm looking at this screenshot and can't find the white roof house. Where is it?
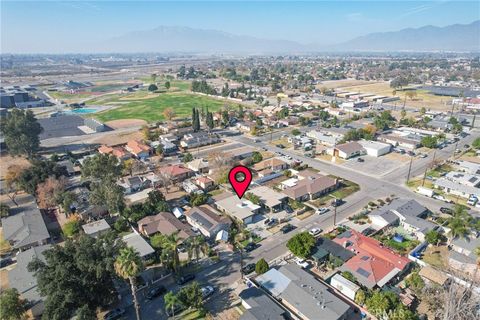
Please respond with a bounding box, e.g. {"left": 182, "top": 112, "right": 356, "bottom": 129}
{"left": 122, "top": 233, "right": 155, "bottom": 258}
{"left": 434, "top": 178, "right": 480, "bottom": 199}
{"left": 306, "top": 130, "right": 343, "bottom": 146}
{"left": 215, "top": 195, "right": 261, "bottom": 224}
{"left": 456, "top": 160, "right": 480, "bottom": 175}
{"left": 358, "top": 140, "right": 392, "bottom": 157}
{"left": 330, "top": 274, "right": 360, "bottom": 301}
{"left": 82, "top": 219, "right": 111, "bottom": 238}
{"left": 445, "top": 171, "right": 480, "bottom": 187}
{"left": 249, "top": 186, "right": 287, "bottom": 211}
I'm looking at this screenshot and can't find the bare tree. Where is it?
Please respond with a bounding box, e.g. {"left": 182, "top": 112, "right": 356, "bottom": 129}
{"left": 36, "top": 176, "right": 67, "bottom": 209}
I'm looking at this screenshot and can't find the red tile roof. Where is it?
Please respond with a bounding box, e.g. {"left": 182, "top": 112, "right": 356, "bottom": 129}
{"left": 127, "top": 140, "right": 151, "bottom": 155}
{"left": 333, "top": 230, "right": 410, "bottom": 287}
{"left": 157, "top": 164, "right": 192, "bottom": 178}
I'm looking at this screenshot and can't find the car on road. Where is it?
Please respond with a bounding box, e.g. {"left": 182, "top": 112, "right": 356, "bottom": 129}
{"left": 464, "top": 144, "right": 470, "bottom": 149}
{"left": 309, "top": 228, "right": 322, "bottom": 237}
{"left": 176, "top": 274, "right": 195, "bottom": 285}
{"left": 244, "top": 242, "right": 258, "bottom": 252}
{"left": 276, "top": 144, "right": 285, "bottom": 149}
{"left": 145, "top": 285, "right": 166, "bottom": 300}
{"left": 433, "top": 195, "right": 453, "bottom": 203}
{"left": 316, "top": 207, "right": 329, "bottom": 215}
{"left": 419, "top": 153, "right": 428, "bottom": 158}
{"left": 201, "top": 285, "right": 215, "bottom": 300}
{"left": 103, "top": 308, "right": 125, "bottom": 320}
{"left": 407, "top": 151, "right": 415, "bottom": 157}
{"left": 467, "top": 196, "right": 478, "bottom": 206}
{"left": 295, "top": 257, "right": 309, "bottom": 269}
{"left": 280, "top": 224, "right": 295, "bottom": 233}
{"left": 331, "top": 199, "right": 343, "bottom": 207}
{"left": 254, "top": 139, "right": 260, "bottom": 143}
{"left": 242, "top": 263, "right": 256, "bottom": 274}
{"left": 440, "top": 207, "right": 453, "bottom": 215}
{"left": 262, "top": 147, "right": 268, "bottom": 151}
{"left": 357, "top": 157, "right": 364, "bottom": 162}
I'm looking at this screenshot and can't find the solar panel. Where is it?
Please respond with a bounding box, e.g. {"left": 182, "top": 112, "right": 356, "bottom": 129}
{"left": 361, "top": 256, "right": 369, "bottom": 261}
{"left": 357, "top": 268, "right": 371, "bottom": 278}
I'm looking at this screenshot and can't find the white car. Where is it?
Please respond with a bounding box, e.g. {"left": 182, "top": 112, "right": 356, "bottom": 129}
{"left": 200, "top": 286, "right": 215, "bottom": 300}
{"left": 309, "top": 228, "right": 322, "bottom": 236}
{"left": 316, "top": 208, "right": 329, "bottom": 215}
{"left": 467, "top": 197, "right": 478, "bottom": 206}
{"left": 419, "top": 153, "right": 428, "bottom": 158}
{"left": 295, "top": 257, "right": 309, "bottom": 269}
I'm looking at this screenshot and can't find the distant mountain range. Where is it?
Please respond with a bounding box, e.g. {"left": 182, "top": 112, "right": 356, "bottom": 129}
{"left": 100, "top": 20, "right": 480, "bottom": 53}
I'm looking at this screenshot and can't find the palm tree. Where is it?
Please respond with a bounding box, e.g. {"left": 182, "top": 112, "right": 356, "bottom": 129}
{"left": 164, "top": 291, "right": 181, "bottom": 319}
{"left": 115, "top": 247, "right": 144, "bottom": 320}
{"left": 447, "top": 216, "right": 469, "bottom": 242}
{"left": 165, "top": 232, "right": 182, "bottom": 273}
{"left": 187, "top": 236, "right": 209, "bottom": 262}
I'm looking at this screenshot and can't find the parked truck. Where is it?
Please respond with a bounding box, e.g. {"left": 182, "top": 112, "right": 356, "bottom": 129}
{"left": 417, "top": 186, "right": 434, "bottom": 197}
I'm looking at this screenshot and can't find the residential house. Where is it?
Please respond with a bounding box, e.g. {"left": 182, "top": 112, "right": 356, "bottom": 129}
{"left": 253, "top": 158, "right": 289, "bottom": 174}
{"left": 306, "top": 130, "right": 343, "bottom": 147}
{"left": 137, "top": 212, "right": 194, "bottom": 240}
{"left": 378, "top": 134, "right": 420, "bottom": 150}
{"left": 330, "top": 274, "right": 360, "bottom": 301}
{"left": 311, "top": 237, "right": 355, "bottom": 266}
{"left": 455, "top": 160, "right": 480, "bottom": 175}
{"left": 157, "top": 164, "right": 194, "bottom": 182}
{"left": 328, "top": 141, "right": 365, "bottom": 159}
{"left": 194, "top": 176, "right": 215, "bottom": 191}
{"left": 449, "top": 236, "right": 480, "bottom": 275}
{"left": 122, "top": 232, "right": 155, "bottom": 260}
{"left": 278, "top": 116, "right": 299, "bottom": 127}
{"left": 180, "top": 132, "right": 221, "bottom": 149}
{"left": 238, "top": 287, "right": 288, "bottom": 320}
{"left": 215, "top": 194, "right": 261, "bottom": 224}
{"left": 98, "top": 145, "right": 131, "bottom": 161}
{"left": 434, "top": 178, "right": 480, "bottom": 199}
{"left": 186, "top": 158, "right": 210, "bottom": 173}
{"left": 369, "top": 199, "right": 435, "bottom": 241}
{"left": 82, "top": 219, "right": 111, "bottom": 238}
{"left": 182, "top": 180, "right": 202, "bottom": 194}
{"left": 1, "top": 204, "right": 50, "bottom": 251}
{"left": 185, "top": 205, "right": 231, "bottom": 238}
{"left": 119, "top": 176, "right": 146, "bottom": 194}
{"left": 126, "top": 140, "right": 151, "bottom": 159}
{"left": 333, "top": 230, "right": 411, "bottom": 289}
{"left": 445, "top": 171, "right": 480, "bottom": 187}
{"left": 248, "top": 186, "right": 287, "bottom": 212}
{"left": 236, "top": 121, "right": 257, "bottom": 133}
{"left": 151, "top": 140, "right": 177, "bottom": 154}
{"left": 256, "top": 264, "right": 353, "bottom": 320}
{"left": 225, "top": 146, "right": 256, "bottom": 160}
{"left": 8, "top": 245, "right": 51, "bottom": 318}
{"left": 283, "top": 173, "right": 338, "bottom": 202}
{"left": 358, "top": 140, "right": 391, "bottom": 157}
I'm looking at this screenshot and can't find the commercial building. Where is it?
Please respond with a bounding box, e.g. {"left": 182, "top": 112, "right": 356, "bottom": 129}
{"left": 358, "top": 140, "right": 391, "bottom": 157}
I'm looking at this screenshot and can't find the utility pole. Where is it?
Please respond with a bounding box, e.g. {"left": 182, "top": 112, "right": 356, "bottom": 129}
{"left": 452, "top": 141, "right": 458, "bottom": 159}
{"left": 406, "top": 156, "right": 413, "bottom": 183}
{"left": 422, "top": 167, "right": 428, "bottom": 187}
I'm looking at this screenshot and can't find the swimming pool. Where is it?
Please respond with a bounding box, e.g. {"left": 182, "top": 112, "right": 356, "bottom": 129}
{"left": 66, "top": 108, "right": 97, "bottom": 114}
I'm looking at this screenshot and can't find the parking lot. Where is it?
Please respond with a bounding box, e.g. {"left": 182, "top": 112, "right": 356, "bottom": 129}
{"left": 342, "top": 153, "right": 409, "bottom": 177}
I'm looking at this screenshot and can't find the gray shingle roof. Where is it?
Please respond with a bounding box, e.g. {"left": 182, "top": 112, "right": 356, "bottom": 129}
{"left": 1, "top": 206, "right": 50, "bottom": 249}
{"left": 256, "top": 264, "right": 351, "bottom": 320}
{"left": 239, "top": 287, "right": 286, "bottom": 320}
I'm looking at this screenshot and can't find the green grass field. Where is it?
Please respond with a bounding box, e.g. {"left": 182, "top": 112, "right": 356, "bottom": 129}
{"left": 94, "top": 92, "right": 230, "bottom": 123}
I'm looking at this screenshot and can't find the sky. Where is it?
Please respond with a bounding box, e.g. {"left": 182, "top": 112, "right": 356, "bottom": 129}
{"left": 1, "top": 0, "right": 479, "bottom": 53}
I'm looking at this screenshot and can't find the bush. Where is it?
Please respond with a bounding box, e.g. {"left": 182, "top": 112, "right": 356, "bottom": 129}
{"left": 63, "top": 219, "right": 80, "bottom": 238}
{"left": 286, "top": 232, "right": 316, "bottom": 258}
{"left": 255, "top": 258, "right": 269, "bottom": 274}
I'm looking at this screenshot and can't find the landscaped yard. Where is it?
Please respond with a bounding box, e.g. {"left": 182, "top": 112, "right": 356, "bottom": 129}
{"left": 309, "top": 179, "right": 360, "bottom": 207}
{"left": 95, "top": 93, "right": 234, "bottom": 123}
{"left": 384, "top": 238, "right": 420, "bottom": 254}
{"left": 422, "top": 245, "right": 449, "bottom": 269}
{"left": 177, "top": 308, "right": 206, "bottom": 319}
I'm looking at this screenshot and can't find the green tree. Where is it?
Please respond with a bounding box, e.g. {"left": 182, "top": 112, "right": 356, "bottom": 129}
{"left": 420, "top": 107, "right": 427, "bottom": 115}
{"left": 186, "top": 236, "right": 208, "bottom": 262}
{"left": 189, "top": 193, "right": 208, "bottom": 207}
{"left": 0, "top": 203, "right": 10, "bottom": 218}
{"left": 365, "top": 290, "right": 395, "bottom": 317}
{"left": 17, "top": 159, "right": 67, "bottom": 195}
{"left": 81, "top": 153, "right": 122, "bottom": 182}
{"left": 28, "top": 234, "right": 123, "bottom": 320}
{"left": 425, "top": 229, "right": 442, "bottom": 245}
{"left": 178, "top": 282, "right": 202, "bottom": 310}
{"left": 405, "top": 271, "right": 425, "bottom": 294}
{"left": 145, "top": 189, "right": 169, "bottom": 212}
{"left": 115, "top": 247, "right": 144, "bottom": 320}
{"left": 63, "top": 219, "right": 81, "bottom": 238}
{"left": 75, "top": 305, "right": 96, "bottom": 320}
{"left": 341, "top": 271, "right": 357, "bottom": 283}
{"left": 291, "top": 129, "right": 301, "bottom": 136}
{"left": 164, "top": 81, "right": 171, "bottom": 90}
{"left": 0, "top": 109, "right": 43, "bottom": 157}
{"left": 89, "top": 180, "right": 125, "bottom": 214}
{"left": 472, "top": 137, "right": 480, "bottom": 150}
{"left": 421, "top": 136, "right": 438, "bottom": 149}
{"left": 251, "top": 151, "right": 263, "bottom": 164}
{"left": 286, "top": 232, "right": 316, "bottom": 258}
{"left": 0, "top": 288, "right": 28, "bottom": 320}
{"left": 164, "top": 292, "right": 182, "bottom": 319}
{"left": 183, "top": 152, "right": 194, "bottom": 163}
{"left": 355, "top": 289, "right": 366, "bottom": 306}
{"left": 255, "top": 258, "right": 269, "bottom": 274}
{"left": 148, "top": 84, "right": 158, "bottom": 92}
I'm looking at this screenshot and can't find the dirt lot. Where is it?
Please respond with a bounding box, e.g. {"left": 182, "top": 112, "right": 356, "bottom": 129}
{"left": 0, "top": 155, "right": 30, "bottom": 180}
{"left": 90, "top": 130, "right": 143, "bottom": 146}
{"left": 105, "top": 119, "right": 147, "bottom": 129}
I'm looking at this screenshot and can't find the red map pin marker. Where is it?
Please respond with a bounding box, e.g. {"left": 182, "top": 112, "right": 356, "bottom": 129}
{"left": 228, "top": 165, "right": 253, "bottom": 199}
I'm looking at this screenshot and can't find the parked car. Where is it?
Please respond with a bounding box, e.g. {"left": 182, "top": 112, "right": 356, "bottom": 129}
{"left": 242, "top": 263, "right": 256, "bottom": 274}
{"left": 276, "top": 144, "right": 285, "bottom": 149}
{"left": 464, "top": 144, "right": 470, "bottom": 149}
{"left": 103, "top": 308, "right": 125, "bottom": 320}
{"left": 467, "top": 196, "right": 478, "bottom": 206}
{"left": 244, "top": 242, "right": 258, "bottom": 252}
{"left": 316, "top": 207, "right": 329, "bottom": 215}
{"left": 201, "top": 285, "right": 215, "bottom": 300}
{"left": 295, "top": 257, "right": 309, "bottom": 269}
{"left": 280, "top": 224, "right": 295, "bottom": 233}
{"left": 0, "top": 258, "right": 14, "bottom": 268}
{"left": 264, "top": 218, "right": 277, "bottom": 226}
{"left": 357, "top": 157, "right": 364, "bottom": 162}
{"left": 419, "top": 153, "right": 428, "bottom": 158}
{"left": 285, "top": 206, "right": 294, "bottom": 214}
{"left": 440, "top": 207, "right": 453, "bottom": 215}
{"left": 145, "top": 285, "right": 166, "bottom": 300}
{"left": 176, "top": 274, "right": 195, "bottom": 285}
{"left": 331, "top": 199, "right": 343, "bottom": 207}
{"left": 309, "top": 228, "right": 322, "bottom": 236}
